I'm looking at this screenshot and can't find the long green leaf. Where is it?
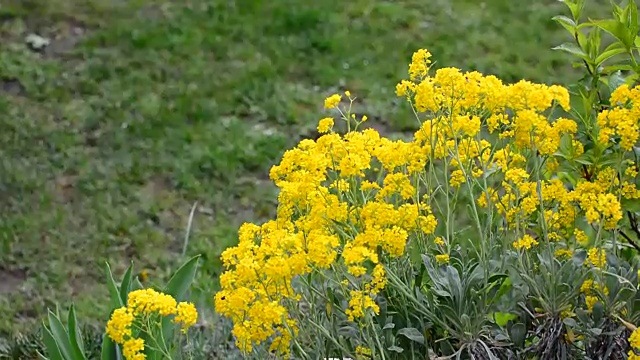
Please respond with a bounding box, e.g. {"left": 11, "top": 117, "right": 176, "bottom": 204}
{"left": 67, "top": 305, "right": 87, "bottom": 360}
{"left": 559, "top": 0, "right": 585, "bottom": 21}
{"left": 100, "top": 334, "right": 118, "bottom": 360}
{"left": 552, "top": 15, "right": 576, "bottom": 33}
{"left": 595, "top": 46, "right": 627, "bottom": 66}
{"left": 591, "top": 19, "right": 633, "bottom": 49}
{"left": 397, "top": 327, "right": 425, "bottom": 345}
{"left": 160, "top": 255, "right": 201, "bottom": 344}
{"left": 163, "top": 255, "right": 201, "bottom": 300}
{"left": 119, "top": 262, "right": 134, "bottom": 306}
{"left": 42, "top": 325, "right": 64, "bottom": 360}
{"left": 552, "top": 42, "right": 591, "bottom": 62}
{"left": 105, "top": 262, "right": 123, "bottom": 310}
{"left": 622, "top": 0, "right": 639, "bottom": 39}
{"left": 47, "top": 310, "right": 74, "bottom": 360}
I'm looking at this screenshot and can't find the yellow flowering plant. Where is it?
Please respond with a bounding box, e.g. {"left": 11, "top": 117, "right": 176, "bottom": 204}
{"left": 103, "top": 256, "right": 201, "bottom": 360}
{"left": 214, "top": 0, "right": 640, "bottom": 359}
{"left": 41, "top": 256, "right": 201, "bottom": 360}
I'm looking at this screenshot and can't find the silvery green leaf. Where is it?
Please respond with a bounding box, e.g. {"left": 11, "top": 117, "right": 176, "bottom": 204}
{"left": 398, "top": 327, "right": 424, "bottom": 345}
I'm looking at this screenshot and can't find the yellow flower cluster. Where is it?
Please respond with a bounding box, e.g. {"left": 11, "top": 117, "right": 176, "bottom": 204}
{"left": 629, "top": 328, "right": 640, "bottom": 360}
{"left": 513, "top": 234, "right": 539, "bottom": 250}
{"left": 580, "top": 276, "right": 610, "bottom": 313}
{"left": 215, "top": 121, "right": 439, "bottom": 354}
{"left": 105, "top": 289, "right": 198, "bottom": 360}
{"left": 215, "top": 48, "right": 640, "bottom": 356}
{"left": 586, "top": 248, "right": 607, "bottom": 269}
{"left": 598, "top": 84, "right": 640, "bottom": 150}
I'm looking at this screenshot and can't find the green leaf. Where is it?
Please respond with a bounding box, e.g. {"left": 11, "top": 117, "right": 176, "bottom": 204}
{"left": 586, "top": 26, "right": 602, "bottom": 60}
{"left": 563, "top": 317, "right": 577, "bottom": 327}
{"left": 595, "top": 45, "right": 626, "bottom": 66}
{"left": 574, "top": 157, "right": 593, "bottom": 166}
{"left": 119, "top": 263, "right": 134, "bottom": 306}
{"left": 552, "top": 42, "right": 591, "bottom": 62}
{"left": 622, "top": 198, "right": 640, "bottom": 212}
{"left": 593, "top": 301, "right": 605, "bottom": 322}
{"left": 609, "top": 71, "right": 627, "bottom": 93}
{"left": 100, "top": 334, "right": 118, "bottom": 360}
{"left": 161, "top": 255, "right": 201, "bottom": 343}
{"left": 67, "top": 305, "right": 86, "bottom": 360}
{"left": 387, "top": 345, "right": 404, "bottom": 353}
{"left": 591, "top": 19, "right": 633, "bottom": 49}
{"left": 509, "top": 323, "right": 527, "bottom": 348}
{"left": 36, "top": 350, "right": 49, "bottom": 360}
{"left": 163, "top": 255, "right": 201, "bottom": 301}
{"left": 493, "top": 312, "right": 517, "bottom": 327}
{"left": 397, "top": 327, "right": 425, "bottom": 345}
{"left": 338, "top": 325, "right": 359, "bottom": 338}
{"left": 560, "top": 0, "right": 585, "bottom": 21}
{"left": 552, "top": 15, "right": 577, "bottom": 33}
{"left": 105, "top": 262, "right": 123, "bottom": 310}
{"left": 603, "top": 64, "right": 634, "bottom": 74}
{"left": 621, "top": 0, "right": 639, "bottom": 40}
{"left": 42, "top": 325, "right": 64, "bottom": 360}
{"left": 47, "top": 310, "right": 74, "bottom": 360}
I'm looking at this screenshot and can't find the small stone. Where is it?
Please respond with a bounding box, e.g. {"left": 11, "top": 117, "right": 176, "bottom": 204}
{"left": 25, "top": 33, "right": 50, "bottom": 50}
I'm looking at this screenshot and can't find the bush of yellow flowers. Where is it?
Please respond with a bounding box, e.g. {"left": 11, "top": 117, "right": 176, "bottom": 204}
{"left": 215, "top": 1, "right": 640, "bottom": 359}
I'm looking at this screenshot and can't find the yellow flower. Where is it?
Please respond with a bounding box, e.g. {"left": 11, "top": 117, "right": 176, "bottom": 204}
{"left": 554, "top": 248, "right": 573, "bottom": 259}
{"left": 360, "top": 180, "right": 380, "bottom": 191}
{"left": 317, "top": 117, "right": 334, "bottom": 133}
{"left": 138, "top": 270, "right": 149, "bottom": 282}
{"left": 127, "top": 288, "right": 177, "bottom": 316}
{"left": 356, "top": 345, "right": 373, "bottom": 359}
{"left": 629, "top": 328, "right": 640, "bottom": 349}
{"left": 434, "top": 236, "right": 445, "bottom": 246}
{"left": 324, "top": 94, "right": 342, "bottom": 109}
{"left": 122, "top": 338, "right": 145, "bottom": 360}
{"left": 575, "top": 229, "right": 589, "bottom": 246}
{"left": 580, "top": 279, "right": 609, "bottom": 296}
{"left": 408, "top": 48, "right": 432, "bottom": 80}
{"left": 371, "top": 264, "right": 387, "bottom": 294}
{"left": 449, "top": 169, "right": 466, "bottom": 188}
{"left": 174, "top": 302, "right": 198, "bottom": 330}
{"left": 346, "top": 290, "right": 380, "bottom": 321}
{"left": 585, "top": 295, "right": 599, "bottom": 313}
{"left": 512, "top": 234, "right": 538, "bottom": 250}
{"left": 395, "top": 80, "right": 416, "bottom": 97}
{"left": 345, "top": 90, "right": 351, "bottom": 98}
{"left": 105, "top": 307, "right": 134, "bottom": 344}
{"left": 435, "top": 254, "right": 450, "bottom": 265}
{"left": 586, "top": 248, "right": 607, "bottom": 268}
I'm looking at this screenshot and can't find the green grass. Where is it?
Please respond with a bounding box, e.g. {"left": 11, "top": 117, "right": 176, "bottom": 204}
{"left": 0, "top": 0, "right": 610, "bottom": 341}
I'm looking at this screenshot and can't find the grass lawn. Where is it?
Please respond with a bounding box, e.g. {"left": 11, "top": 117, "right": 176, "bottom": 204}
{"left": 0, "top": 0, "right": 609, "bottom": 350}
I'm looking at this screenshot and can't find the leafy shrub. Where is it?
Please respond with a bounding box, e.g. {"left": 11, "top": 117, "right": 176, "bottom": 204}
{"left": 215, "top": 0, "right": 640, "bottom": 359}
